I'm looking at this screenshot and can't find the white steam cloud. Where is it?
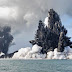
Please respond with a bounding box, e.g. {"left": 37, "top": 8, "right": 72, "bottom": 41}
{"left": 12, "top": 44, "right": 46, "bottom": 59}
{"left": 12, "top": 44, "right": 72, "bottom": 59}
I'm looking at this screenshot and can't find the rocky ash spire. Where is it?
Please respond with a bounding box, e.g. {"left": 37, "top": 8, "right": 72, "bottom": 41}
{"left": 29, "top": 9, "right": 72, "bottom": 54}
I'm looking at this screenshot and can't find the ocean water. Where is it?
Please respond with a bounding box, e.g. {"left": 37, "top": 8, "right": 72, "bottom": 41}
{"left": 0, "top": 59, "right": 72, "bottom": 72}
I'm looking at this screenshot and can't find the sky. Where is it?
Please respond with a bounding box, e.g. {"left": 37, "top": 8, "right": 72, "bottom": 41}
{"left": 0, "top": 0, "right": 72, "bottom": 53}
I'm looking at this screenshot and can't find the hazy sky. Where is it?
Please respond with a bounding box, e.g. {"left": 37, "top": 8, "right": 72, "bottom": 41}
{"left": 0, "top": 0, "right": 72, "bottom": 53}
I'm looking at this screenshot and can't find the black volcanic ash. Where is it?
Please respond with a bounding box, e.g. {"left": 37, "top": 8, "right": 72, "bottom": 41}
{"left": 30, "top": 9, "right": 72, "bottom": 54}
{"left": 0, "top": 26, "right": 13, "bottom": 54}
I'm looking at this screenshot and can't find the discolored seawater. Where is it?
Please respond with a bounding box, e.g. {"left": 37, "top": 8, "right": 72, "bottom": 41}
{"left": 0, "top": 59, "right": 72, "bottom": 72}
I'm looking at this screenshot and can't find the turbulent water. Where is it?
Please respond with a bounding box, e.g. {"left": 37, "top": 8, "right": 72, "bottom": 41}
{"left": 0, "top": 59, "right": 72, "bottom": 72}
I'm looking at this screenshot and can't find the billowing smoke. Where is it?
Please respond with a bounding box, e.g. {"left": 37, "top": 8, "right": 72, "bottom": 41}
{"left": 0, "top": 0, "right": 72, "bottom": 53}
{"left": 0, "top": 0, "right": 72, "bottom": 59}
{"left": 1, "top": 9, "right": 72, "bottom": 60}
{"left": 0, "top": 26, "right": 13, "bottom": 54}
{"left": 30, "top": 9, "right": 72, "bottom": 54}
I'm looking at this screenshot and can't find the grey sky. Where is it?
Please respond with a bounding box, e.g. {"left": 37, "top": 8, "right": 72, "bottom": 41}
{"left": 0, "top": 0, "right": 72, "bottom": 53}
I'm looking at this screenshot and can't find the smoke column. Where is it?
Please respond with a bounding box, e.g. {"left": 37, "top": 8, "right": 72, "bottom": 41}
{"left": 1, "top": 9, "right": 72, "bottom": 59}
{"left": 0, "top": 0, "right": 72, "bottom": 53}
{"left": 0, "top": 26, "right": 13, "bottom": 54}
{"left": 11, "top": 9, "right": 72, "bottom": 59}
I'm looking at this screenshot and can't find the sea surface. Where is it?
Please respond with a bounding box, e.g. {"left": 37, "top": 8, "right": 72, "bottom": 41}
{"left": 0, "top": 59, "right": 72, "bottom": 72}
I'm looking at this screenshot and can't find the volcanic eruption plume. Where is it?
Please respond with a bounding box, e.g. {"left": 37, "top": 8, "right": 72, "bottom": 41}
{"left": 30, "top": 9, "right": 72, "bottom": 54}
{"left": 0, "top": 26, "right": 13, "bottom": 55}
{"left": 1, "top": 9, "right": 72, "bottom": 59}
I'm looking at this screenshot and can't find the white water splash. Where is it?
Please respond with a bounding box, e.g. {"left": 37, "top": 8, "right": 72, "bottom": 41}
{"left": 12, "top": 44, "right": 46, "bottom": 59}
{"left": 46, "top": 46, "right": 72, "bottom": 59}
{"left": 0, "top": 52, "right": 5, "bottom": 57}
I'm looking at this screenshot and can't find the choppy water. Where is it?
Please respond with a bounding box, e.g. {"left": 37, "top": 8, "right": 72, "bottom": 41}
{"left": 0, "top": 59, "right": 72, "bottom": 72}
